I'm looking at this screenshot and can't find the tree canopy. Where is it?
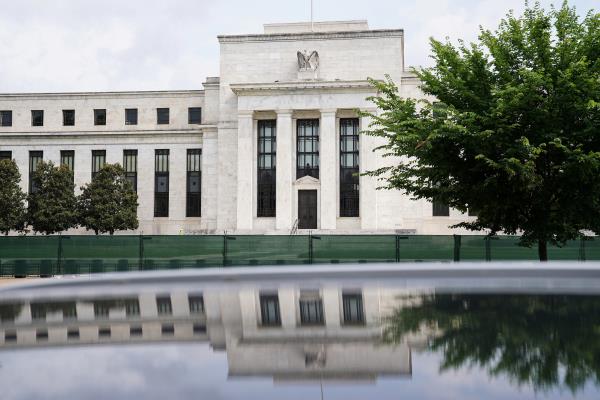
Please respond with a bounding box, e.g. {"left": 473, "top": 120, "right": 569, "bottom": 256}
{"left": 27, "top": 161, "right": 78, "bottom": 235}
{"left": 361, "top": 1, "right": 600, "bottom": 260}
{"left": 0, "top": 159, "right": 27, "bottom": 235}
{"left": 77, "top": 163, "right": 138, "bottom": 235}
{"left": 384, "top": 293, "right": 600, "bottom": 393}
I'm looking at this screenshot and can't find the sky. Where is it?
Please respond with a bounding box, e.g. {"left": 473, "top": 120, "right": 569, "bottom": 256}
{"left": 0, "top": 0, "right": 596, "bottom": 93}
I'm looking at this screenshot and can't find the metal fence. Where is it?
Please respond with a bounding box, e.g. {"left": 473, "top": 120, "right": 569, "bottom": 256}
{"left": 0, "top": 234, "right": 596, "bottom": 277}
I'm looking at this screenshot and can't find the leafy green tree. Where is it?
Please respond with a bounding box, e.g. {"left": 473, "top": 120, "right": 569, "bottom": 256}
{"left": 361, "top": 2, "right": 600, "bottom": 260}
{"left": 27, "top": 161, "right": 78, "bottom": 234}
{"left": 0, "top": 159, "right": 27, "bottom": 235}
{"left": 77, "top": 163, "right": 138, "bottom": 235}
{"left": 384, "top": 294, "right": 600, "bottom": 393}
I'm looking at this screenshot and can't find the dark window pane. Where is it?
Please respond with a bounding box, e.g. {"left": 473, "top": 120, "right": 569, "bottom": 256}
{"left": 188, "top": 295, "right": 204, "bottom": 314}
{"left": 188, "top": 107, "right": 202, "bottom": 124}
{"left": 0, "top": 151, "right": 12, "bottom": 161}
{"left": 157, "top": 108, "right": 169, "bottom": 124}
{"left": 62, "top": 110, "right": 75, "bottom": 126}
{"left": 340, "top": 118, "right": 360, "bottom": 217}
{"left": 186, "top": 149, "right": 201, "bottom": 217}
{"left": 299, "top": 292, "right": 324, "bottom": 325}
{"left": 258, "top": 120, "right": 276, "bottom": 217}
{"left": 260, "top": 294, "right": 281, "bottom": 326}
{"left": 91, "top": 150, "right": 106, "bottom": 180}
{"left": 31, "top": 110, "right": 44, "bottom": 126}
{"left": 155, "top": 150, "right": 169, "bottom": 217}
{"left": 123, "top": 150, "right": 138, "bottom": 192}
{"left": 0, "top": 111, "right": 12, "bottom": 127}
{"left": 125, "top": 108, "right": 138, "bottom": 125}
{"left": 433, "top": 200, "right": 450, "bottom": 216}
{"left": 342, "top": 293, "right": 364, "bottom": 325}
{"left": 29, "top": 151, "right": 43, "bottom": 193}
{"left": 156, "top": 296, "right": 172, "bottom": 315}
{"left": 60, "top": 151, "right": 74, "bottom": 182}
{"left": 94, "top": 109, "right": 106, "bottom": 125}
{"left": 296, "top": 119, "right": 319, "bottom": 179}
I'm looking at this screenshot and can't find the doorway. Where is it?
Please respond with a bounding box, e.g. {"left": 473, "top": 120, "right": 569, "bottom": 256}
{"left": 298, "top": 190, "right": 317, "bottom": 229}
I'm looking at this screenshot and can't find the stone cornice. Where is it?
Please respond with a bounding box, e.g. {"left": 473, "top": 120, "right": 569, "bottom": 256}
{"left": 218, "top": 29, "right": 403, "bottom": 43}
{"left": 230, "top": 80, "right": 375, "bottom": 96}
{"left": 0, "top": 90, "right": 205, "bottom": 100}
{"left": 0, "top": 126, "right": 215, "bottom": 139}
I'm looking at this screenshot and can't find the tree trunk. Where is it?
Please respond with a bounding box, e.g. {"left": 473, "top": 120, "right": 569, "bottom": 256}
{"left": 538, "top": 239, "right": 548, "bottom": 262}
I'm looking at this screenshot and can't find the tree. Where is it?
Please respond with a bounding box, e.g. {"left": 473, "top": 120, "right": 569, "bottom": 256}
{"left": 361, "top": 2, "right": 600, "bottom": 261}
{"left": 384, "top": 293, "right": 600, "bottom": 393}
{"left": 77, "top": 163, "right": 138, "bottom": 235}
{"left": 0, "top": 159, "right": 27, "bottom": 235}
{"left": 27, "top": 161, "right": 78, "bottom": 234}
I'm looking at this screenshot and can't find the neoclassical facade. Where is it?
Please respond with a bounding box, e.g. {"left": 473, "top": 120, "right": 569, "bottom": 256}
{"left": 0, "top": 20, "right": 475, "bottom": 235}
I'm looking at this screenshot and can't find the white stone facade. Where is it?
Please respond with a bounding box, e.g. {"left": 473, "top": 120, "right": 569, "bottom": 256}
{"left": 0, "top": 20, "right": 475, "bottom": 235}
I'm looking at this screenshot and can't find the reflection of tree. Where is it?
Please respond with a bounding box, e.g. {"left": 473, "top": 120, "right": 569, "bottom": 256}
{"left": 384, "top": 294, "right": 600, "bottom": 393}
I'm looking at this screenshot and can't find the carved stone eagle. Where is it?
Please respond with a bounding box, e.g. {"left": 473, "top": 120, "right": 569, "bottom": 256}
{"left": 297, "top": 50, "right": 319, "bottom": 71}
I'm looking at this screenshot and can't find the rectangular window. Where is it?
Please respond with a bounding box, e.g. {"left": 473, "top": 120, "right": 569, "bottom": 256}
{"left": 0, "top": 111, "right": 12, "bottom": 127}
{"left": 123, "top": 150, "right": 138, "bottom": 192}
{"left": 125, "top": 300, "right": 140, "bottom": 317}
{"left": 157, "top": 108, "right": 169, "bottom": 124}
{"left": 299, "top": 291, "right": 324, "bottom": 325}
{"left": 94, "top": 109, "right": 106, "bottom": 125}
{"left": 0, "top": 151, "right": 12, "bottom": 161}
{"left": 156, "top": 296, "right": 172, "bottom": 315}
{"left": 62, "top": 110, "right": 75, "bottom": 126}
{"left": 257, "top": 120, "right": 276, "bottom": 217}
{"left": 342, "top": 293, "right": 364, "bottom": 325}
{"left": 154, "top": 150, "right": 169, "bottom": 217}
{"left": 31, "top": 110, "right": 44, "bottom": 126}
{"left": 130, "top": 326, "right": 143, "bottom": 336}
{"left": 296, "top": 119, "right": 319, "bottom": 179}
{"left": 30, "top": 304, "right": 46, "bottom": 321}
{"left": 468, "top": 208, "right": 478, "bottom": 217}
{"left": 67, "top": 328, "right": 80, "bottom": 340}
{"left": 186, "top": 149, "right": 201, "bottom": 217}
{"left": 340, "top": 118, "right": 360, "bottom": 217}
{"left": 98, "top": 327, "right": 111, "bottom": 338}
{"left": 188, "top": 295, "right": 204, "bottom": 314}
{"left": 125, "top": 108, "right": 138, "bottom": 125}
{"left": 188, "top": 107, "right": 202, "bottom": 124}
{"left": 259, "top": 293, "right": 281, "bottom": 326}
{"left": 29, "top": 151, "right": 43, "bottom": 193}
{"left": 60, "top": 150, "right": 74, "bottom": 182}
{"left": 91, "top": 150, "right": 106, "bottom": 180}
{"left": 94, "top": 303, "right": 110, "bottom": 319}
{"left": 433, "top": 200, "right": 450, "bottom": 217}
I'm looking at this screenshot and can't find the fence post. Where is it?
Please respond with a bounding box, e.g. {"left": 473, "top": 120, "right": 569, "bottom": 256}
{"left": 453, "top": 235, "right": 461, "bottom": 262}
{"left": 395, "top": 235, "right": 400, "bottom": 262}
{"left": 138, "top": 233, "right": 143, "bottom": 271}
{"left": 57, "top": 234, "right": 62, "bottom": 275}
{"left": 485, "top": 236, "right": 492, "bottom": 262}
{"left": 580, "top": 237, "right": 587, "bottom": 262}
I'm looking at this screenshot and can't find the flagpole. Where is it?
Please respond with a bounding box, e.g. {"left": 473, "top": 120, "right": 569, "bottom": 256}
{"left": 311, "top": 0, "right": 314, "bottom": 32}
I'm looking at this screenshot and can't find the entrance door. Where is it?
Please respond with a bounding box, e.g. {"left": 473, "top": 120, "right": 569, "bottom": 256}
{"left": 298, "top": 190, "right": 318, "bottom": 229}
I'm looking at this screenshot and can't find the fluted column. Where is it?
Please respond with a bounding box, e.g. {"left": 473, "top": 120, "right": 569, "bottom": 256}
{"left": 276, "top": 110, "right": 293, "bottom": 231}
{"left": 320, "top": 109, "right": 337, "bottom": 230}
{"left": 236, "top": 111, "right": 254, "bottom": 230}
{"left": 360, "top": 112, "right": 377, "bottom": 230}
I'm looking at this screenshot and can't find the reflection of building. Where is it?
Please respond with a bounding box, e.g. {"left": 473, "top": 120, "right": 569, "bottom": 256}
{"left": 0, "top": 283, "right": 414, "bottom": 381}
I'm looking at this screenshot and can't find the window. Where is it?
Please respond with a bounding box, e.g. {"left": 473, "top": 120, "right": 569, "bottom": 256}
{"left": 67, "top": 328, "right": 80, "bottom": 340}
{"left": 31, "top": 304, "right": 46, "bottom": 321}
{"left": 94, "top": 109, "right": 106, "bottom": 125}
{"left": 29, "top": 151, "right": 43, "bottom": 193}
{"left": 91, "top": 150, "right": 106, "bottom": 180}
{"left": 157, "top": 108, "right": 169, "bottom": 124}
{"left": 62, "top": 110, "right": 75, "bottom": 126}
{"left": 123, "top": 150, "right": 138, "bottom": 192}
{"left": 0, "top": 110, "right": 12, "bottom": 127}
{"left": 125, "top": 108, "right": 138, "bottom": 125}
{"left": 299, "top": 291, "right": 324, "bottom": 325}
{"left": 156, "top": 295, "right": 172, "bottom": 315}
{"left": 0, "top": 151, "right": 12, "bottom": 161}
{"left": 4, "top": 331, "right": 17, "bottom": 342}
{"left": 154, "top": 150, "right": 169, "bottom": 217}
{"left": 257, "top": 120, "right": 276, "bottom": 217}
{"left": 296, "top": 119, "right": 319, "bottom": 179}
{"left": 130, "top": 325, "right": 143, "bottom": 336}
{"left": 342, "top": 293, "right": 364, "bottom": 325}
{"left": 193, "top": 323, "right": 207, "bottom": 335}
{"left": 259, "top": 293, "right": 281, "bottom": 326}
{"left": 94, "top": 303, "right": 110, "bottom": 319}
{"left": 340, "top": 118, "right": 360, "bottom": 217}
{"left": 186, "top": 149, "right": 201, "bottom": 217}
{"left": 98, "top": 327, "right": 111, "bottom": 338}
{"left": 36, "top": 329, "right": 48, "bottom": 341}
{"left": 188, "top": 107, "right": 202, "bottom": 124}
{"left": 31, "top": 110, "right": 44, "bottom": 126}
{"left": 433, "top": 200, "right": 450, "bottom": 217}
{"left": 161, "top": 324, "right": 175, "bottom": 336}
{"left": 125, "top": 300, "right": 140, "bottom": 317}
{"left": 60, "top": 150, "right": 74, "bottom": 182}
{"left": 188, "top": 295, "right": 204, "bottom": 314}
{"left": 62, "top": 303, "right": 77, "bottom": 320}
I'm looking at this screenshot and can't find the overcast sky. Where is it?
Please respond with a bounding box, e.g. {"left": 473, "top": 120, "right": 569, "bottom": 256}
{"left": 0, "top": 0, "right": 595, "bottom": 93}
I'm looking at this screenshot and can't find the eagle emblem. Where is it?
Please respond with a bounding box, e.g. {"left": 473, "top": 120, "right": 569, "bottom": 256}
{"left": 297, "top": 50, "right": 319, "bottom": 71}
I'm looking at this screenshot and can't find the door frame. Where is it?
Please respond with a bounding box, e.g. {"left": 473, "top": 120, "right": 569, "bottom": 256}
{"left": 297, "top": 189, "right": 318, "bottom": 230}
{"left": 293, "top": 177, "right": 320, "bottom": 230}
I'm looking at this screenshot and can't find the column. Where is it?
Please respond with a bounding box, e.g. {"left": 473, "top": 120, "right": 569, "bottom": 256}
{"left": 360, "top": 112, "right": 378, "bottom": 230}
{"left": 276, "top": 110, "right": 293, "bottom": 231}
{"left": 236, "top": 111, "right": 254, "bottom": 230}
{"left": 320, "top": 109, "right": 337, "bottom": 230}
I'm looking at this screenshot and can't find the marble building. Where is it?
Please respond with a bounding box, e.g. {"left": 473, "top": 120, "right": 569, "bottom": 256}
{"left": 0, "top": 20, "right": 475, "bottom": 235}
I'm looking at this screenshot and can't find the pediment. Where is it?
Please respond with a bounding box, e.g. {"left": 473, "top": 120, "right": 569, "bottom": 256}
{"left": 294, "top": 175, "right": 320, "bottom": 186}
